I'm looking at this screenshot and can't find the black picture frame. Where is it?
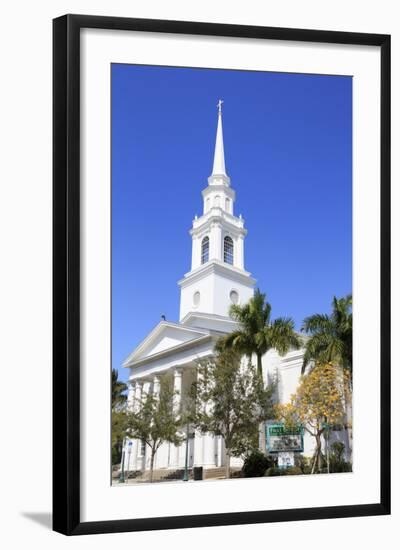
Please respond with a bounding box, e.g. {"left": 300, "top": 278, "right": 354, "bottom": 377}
{"left": 53, "top": 14, "right": 391, "bottom": 536}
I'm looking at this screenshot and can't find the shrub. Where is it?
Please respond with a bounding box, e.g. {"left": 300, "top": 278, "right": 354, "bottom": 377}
{"left": 242, "top": 450, "right": 273, "bottom": 477}
{"left": 331, "top": 441, "right": 345, "bottom": 461}
{"left": 294, "top": 454, "right": 312, "bottom": 474}
{"left": 265, "top": 466, "right": 285, "bottom": 476}
{"left": 285, "top": 466, "right": 303, "bottom": 475}
{"left": 328, "top": 441, "right": 352, "bottom": 473}
{"left": 265, "top": 466, "right": 304, "bottom": 476}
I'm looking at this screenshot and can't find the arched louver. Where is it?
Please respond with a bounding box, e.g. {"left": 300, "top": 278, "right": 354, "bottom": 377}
{"left": 201, "top": 236, "right": 209, "bottom": 264}
{"left": 224, "top": 236, "right": 234, "bottom": 265}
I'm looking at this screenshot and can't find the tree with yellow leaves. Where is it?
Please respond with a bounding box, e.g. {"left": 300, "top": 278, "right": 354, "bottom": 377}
{"left": 275, "top": 362, "right": 350, "bottom": 473}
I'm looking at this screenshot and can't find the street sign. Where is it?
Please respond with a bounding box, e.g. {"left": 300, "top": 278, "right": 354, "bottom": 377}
{"left": 266, "top": 424, "right": 303, "bottom": 453}
{"left": 278, "top": 451, "right": 295, "bottom": 468}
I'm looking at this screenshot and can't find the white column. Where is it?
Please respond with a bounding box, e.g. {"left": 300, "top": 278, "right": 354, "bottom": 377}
{"left": 134, "top": 380, "right": 143, "bottom": 412}
{"left": 153, "top": 375, "right": 161, "bottom": 399}
{"left": 133, "top": 381, "right": 143, "bottom": 470}
{"left": 210, "top": 222, "right": 222, "bottom": 261}
{"left": 173, "top": 368, "right": 183, "bottom": 412}
{"left": 193, "top": 430, "right": 204, "bottom": 467}
{"left": 236, "top": 234, "right": 245, "bottom": 269}
{"left": 202, "top": 434, "right": 216, "bottom": 469}
{"left": 191, "top": 236, "right": 199, "bottom": 270}
{"left": 169, "top": 368, "right": 183, "bottom": 469}
{"left": 127, "top": 381, "right": 135, "bottom": 412}
{"left": 216, "top": 435, "right": 224, "bottom": 467}
{"left": 126, "top": 382, "right": 137, "bottom": 471}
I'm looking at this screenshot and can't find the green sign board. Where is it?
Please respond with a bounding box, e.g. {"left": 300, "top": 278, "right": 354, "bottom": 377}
{"left": 266, "top": 424, "right": 304, "bottom": 453}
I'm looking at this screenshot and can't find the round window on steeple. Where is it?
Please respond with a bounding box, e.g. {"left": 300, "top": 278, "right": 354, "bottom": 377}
{"left": 193, "top": 291, "right": 200, "bottom": 307}
{"left": 230, "top": 290, "right": 239, "bottom": 304}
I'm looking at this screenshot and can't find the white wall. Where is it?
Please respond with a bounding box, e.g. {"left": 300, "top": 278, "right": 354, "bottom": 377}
{"left": 1, "top": 1, "right": 398, "bottom": 549}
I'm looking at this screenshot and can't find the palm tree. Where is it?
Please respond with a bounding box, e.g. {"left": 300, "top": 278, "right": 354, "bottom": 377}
{"left": 112, "top": 368, "right": 128, "bottom": 410}
{"left": 217, "top": 289, "right": 301, "bottom": 452}
{"left": 301, "top": 295, "right": 352, "bottom": 379}
{"left": 218, "top": 289, "right": 301, "bottom": 377}
{"left": 301, "top": 294, "right": 353, "bottom": 456}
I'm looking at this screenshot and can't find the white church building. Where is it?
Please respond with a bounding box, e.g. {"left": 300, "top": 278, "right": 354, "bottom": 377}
{"left": 122, "top": 102, "right": 329, "bottom": 476}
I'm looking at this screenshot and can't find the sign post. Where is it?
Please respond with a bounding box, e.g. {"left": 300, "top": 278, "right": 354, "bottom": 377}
{"left": 266, "top": 424, "right": 303, "bottom": 469}
{"left": 277, "top": 452, "right": 295, "bottom": 469}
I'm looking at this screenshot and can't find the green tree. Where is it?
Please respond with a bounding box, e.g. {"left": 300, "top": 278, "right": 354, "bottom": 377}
{"left": 275, "top": 362, "right": 350, "bottom": 474}
{"left": 301, "top": 295, "right": 352, "bottom": 379}
{"left": 112, "top": 409, "right": 128, "bottom": 465}
{"left": 112, "top": 368, "right": 128, "bottom": 410}
{"left": 126, "top": 375, "right": 183, "bottom": 482}
{"left": 217, "top": 289, "right": 301, "bottom": 452}
{"left": 193, "top": 349, "right": 274, "bottom": 479}
{"left": 301, "top": 295, "right": 353, "bottom": 454}
{"left": 111, "top": 369, "right": 128, "bottom": 465}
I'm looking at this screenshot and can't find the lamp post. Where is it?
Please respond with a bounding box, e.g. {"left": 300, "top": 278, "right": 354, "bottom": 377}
{"left": 126, "top": 441, "right": 132, "bottom": 481}
{"left": 118, "top": 438, "right": 126, "bottom": 483}
{"left": 183, "top": 422, "right": 190, "bottom": 482}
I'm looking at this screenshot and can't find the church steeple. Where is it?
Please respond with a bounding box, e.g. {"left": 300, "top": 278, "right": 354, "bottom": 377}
{"left": 211, "top": 100, "right": 227, "bottom": 177}
{"left": 208, "top": 100, "right": 230, "bottom": 187}
{"left": 178, "top": 101, "right": 256, "bottom": 322}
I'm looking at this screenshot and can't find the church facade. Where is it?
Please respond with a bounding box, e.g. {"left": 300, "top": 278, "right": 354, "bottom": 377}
{"left": 122, "top": 103, "right": 322, "bottom": 474}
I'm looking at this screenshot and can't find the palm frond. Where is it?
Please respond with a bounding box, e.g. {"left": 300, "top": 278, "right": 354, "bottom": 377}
{"left": 301, "top": 313, "right": 332, "bottom": 334}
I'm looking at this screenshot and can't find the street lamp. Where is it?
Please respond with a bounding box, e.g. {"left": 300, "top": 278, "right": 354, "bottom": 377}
{"left": 183, "top": 422, "right": 194, "bottom": 482}
{"left": 118, "top": 438, "right": 126, "bottom": 483}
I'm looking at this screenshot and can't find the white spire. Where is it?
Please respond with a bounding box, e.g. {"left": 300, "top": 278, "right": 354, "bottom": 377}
{"left": 211, "top": 99, "right": 227, "bottom": 176}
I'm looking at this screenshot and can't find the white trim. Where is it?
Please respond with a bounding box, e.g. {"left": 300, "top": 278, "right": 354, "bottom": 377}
{"left": 122, "top": 321, "right": 209, "bottom": 366}
{"left": 125, "top": 334, "right": 213, "bottom": 368}
{"left": 178, "top": 259, "right": 256, "bottom": 288}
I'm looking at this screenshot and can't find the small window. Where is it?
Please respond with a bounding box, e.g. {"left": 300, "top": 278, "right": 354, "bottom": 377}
{"left": 225, "top": 198, "right": 230, "bottom": 212}
{"left": 230, "top": 290, "right": 239, "bottom": 304}
{"left": 214, "top": 195, "right": 220, "bottom": 208}
{"left": 201, "top": 236, "right": 209, "bottom": 264}
{"left": 140, "top": 439, "right": 146, "bottom": 456}
{"left": 193, "top": 291, "right": 200, "bottom": 306}
{"left": 205, "top": 197, "right": 210, "bottom": 212}
{"left": 224, "top": 236, "right": 234, "bottom": 265}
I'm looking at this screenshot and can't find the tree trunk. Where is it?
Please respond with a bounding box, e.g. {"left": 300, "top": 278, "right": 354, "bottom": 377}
{"left": 311, "top": 433, "right": 322, "bottom": 474}
{"left": 149, "top": 449, "right": 156, "bottom": 483}
{"left": 310, "top": 448, "right": 318, "bottom": 474}
{"left": 259, "top": 422, "right": 266, "bottom": 455}
{"left": 257, "top": 353, "right": 263, "bottom": 378}
{"left": 325, "top": 429, "right": 330, "bottom": 473}
{"left": 257, "top": 353, "right": 267, "bottom": 454}
{"left": 225, "top": 448, "right": 231, "bottom": 479}
{"left": 316, "top": 433, "right": 322, "bottom": 473}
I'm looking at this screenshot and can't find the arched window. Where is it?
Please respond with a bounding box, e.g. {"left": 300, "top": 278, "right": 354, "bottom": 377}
{"left": 205, "top": 197, "right": 210, "bottom": 212}
{"left": 225, "top": 198, "right": 230, "bottom": 212}
{"left": 201, "top": 236, "right": 209, "bottom": 264}
{"left": 214, "top": 195, "right": 220, "bottom": 208}
{"left": 224, "top": 236, "right": 234, "bottom": 265}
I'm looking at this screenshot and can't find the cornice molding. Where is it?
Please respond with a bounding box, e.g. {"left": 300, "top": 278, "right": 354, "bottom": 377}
{"left": 178, "top": 259, "right": 256, "bottom": 288}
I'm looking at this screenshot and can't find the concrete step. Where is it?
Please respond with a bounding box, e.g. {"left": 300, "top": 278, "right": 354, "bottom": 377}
{"left": 203, "top": 467, "right": 227, "bottom": 480}
{"left": 135, "top": 468, "right": 191, "bottom": 482}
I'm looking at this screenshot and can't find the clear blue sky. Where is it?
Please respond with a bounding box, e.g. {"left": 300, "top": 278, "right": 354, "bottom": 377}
{"left": 112, "top": 64, "right": 352, "bottom": 383}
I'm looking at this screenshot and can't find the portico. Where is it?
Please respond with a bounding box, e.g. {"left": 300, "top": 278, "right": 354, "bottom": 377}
{"left": 123, "top": 318, "right": 231, "bottom": 471}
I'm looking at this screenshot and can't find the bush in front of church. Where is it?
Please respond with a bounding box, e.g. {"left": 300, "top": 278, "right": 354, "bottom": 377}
{"left": 242, "top": 450, "right": 274, "bottom": 477}
{"left": 265, "top": 466, "right": 304, "bottom": 476}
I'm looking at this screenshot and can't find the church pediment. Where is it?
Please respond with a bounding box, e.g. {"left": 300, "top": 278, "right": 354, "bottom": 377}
{"left": 123, "top": 321, "right": 209, "bottom": 367}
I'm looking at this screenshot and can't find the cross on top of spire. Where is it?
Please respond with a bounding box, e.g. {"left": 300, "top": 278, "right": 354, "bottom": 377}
{"left": 217, "top": 99, "right": 224, "bottom": 114}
